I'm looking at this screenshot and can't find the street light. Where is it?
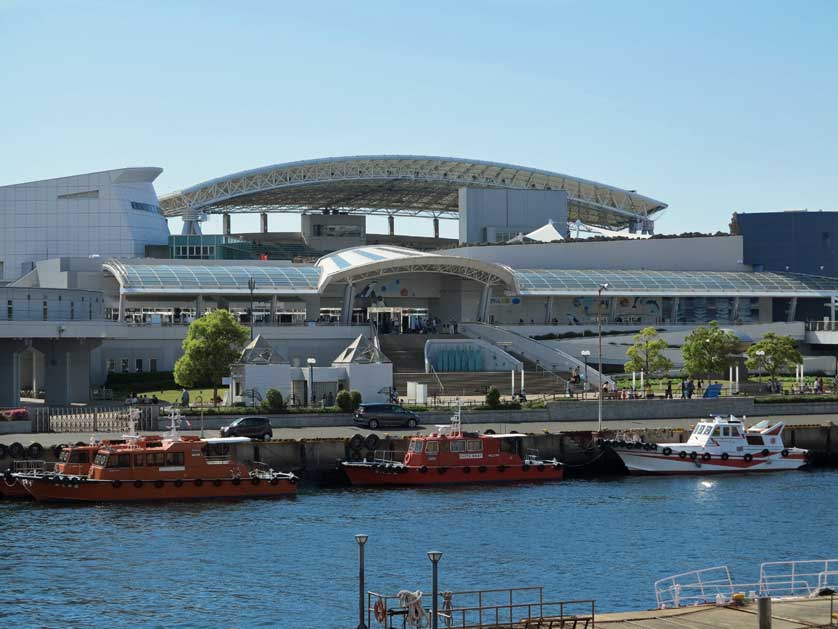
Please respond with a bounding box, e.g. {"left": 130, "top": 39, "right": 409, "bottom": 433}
{"left": 307, "top": 357, "right": 317, "bottom": 407}
{"left": 355, "top": 534, "right": 368, "bottom": 629}
{"left": 247, "top": 276, "right": 256, "bottom": 341}
{"left": 580, "top": 350, "right": 591, "bottom": 400}
{"left": 195, "top": 394, "right": 205, "bottom": 437}
{"left": 755, "top": 349, "right": 766, "bottom": 387}
{"left": 427, "top": 551, "right": 443, "bottom": 629}
{"left": 597, "top": 283, "right": 609, "bottom": 433}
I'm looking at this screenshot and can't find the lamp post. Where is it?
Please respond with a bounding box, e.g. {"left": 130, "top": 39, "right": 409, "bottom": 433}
{"left": 597, "top": 283, "right": 609, "bottom": 433}
{"left": 307, "top": 357, "right": 317, "bottom": 407}
{"left": 427, "top": 551, "right": 443, "bottom": 629}
{"left": 580, "top": 350, "right": 591, "bottom": 400}
{"left": 755, "top": 349, "right": 765, "bottom": 380}
{"left": 247, "top": 276, "right": 256, "bottom": 340}
{"left": 355, "top": 534, "right": 368, "bottom": 629}
{"left": 195, "top": 394, "right": 204, "bottom": 437}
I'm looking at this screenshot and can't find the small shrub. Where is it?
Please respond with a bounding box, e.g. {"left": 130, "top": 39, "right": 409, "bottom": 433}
{"left": 336, "top": 390, "right": 354, "bottom": 412}
{"left": 485, "top": 387, "right": 501, "bottom": 409}
{"left": 349, "top": 390, "right": 362, "bottom": 410}
{"left": 262, "top": 388, "right": 285, "bottom": 412}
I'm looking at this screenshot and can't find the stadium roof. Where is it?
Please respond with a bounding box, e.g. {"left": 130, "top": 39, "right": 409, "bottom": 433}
{"left": 159, "top": 155, "right": 667, "bottom": 228}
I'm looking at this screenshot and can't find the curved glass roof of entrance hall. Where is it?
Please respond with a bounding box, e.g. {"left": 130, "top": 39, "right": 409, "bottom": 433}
{"left": 104, "top": 259, "right": 320, "bottom": 294}
{"left": 513, "top": 269, "right": 838, "bottom": 296}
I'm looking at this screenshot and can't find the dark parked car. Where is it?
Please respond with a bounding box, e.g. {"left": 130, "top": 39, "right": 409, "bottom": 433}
{"left": 353, "top": 403, "right": 419, "bottom": 430}
{"left": 220, "top": 416, "right": 273, "bottom": 440}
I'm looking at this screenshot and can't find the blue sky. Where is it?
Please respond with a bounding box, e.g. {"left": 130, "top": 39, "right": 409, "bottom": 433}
{"left": 1, "top": 0, "right": 835, "bottom": 238}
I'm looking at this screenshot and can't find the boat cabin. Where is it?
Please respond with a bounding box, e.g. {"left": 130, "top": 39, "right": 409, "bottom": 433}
{"left": 686, "top": 416, "right": 786, "bottom": 449}
{"left": 404, "top": 431, "right": 526, "bottom": 468}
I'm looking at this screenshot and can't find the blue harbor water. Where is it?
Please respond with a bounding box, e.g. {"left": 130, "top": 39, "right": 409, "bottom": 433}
{"left": 2, "top": 470, "right": 837, "bottom": 628}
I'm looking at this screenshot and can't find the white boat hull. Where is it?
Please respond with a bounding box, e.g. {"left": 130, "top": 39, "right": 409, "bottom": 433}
{"left": 614, "top": 448, "right": 807, "bottom": 475}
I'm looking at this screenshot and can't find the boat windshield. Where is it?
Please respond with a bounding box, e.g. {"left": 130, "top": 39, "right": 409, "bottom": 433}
{"left": 408, "top": 440, "right": 423, "bottom": 453}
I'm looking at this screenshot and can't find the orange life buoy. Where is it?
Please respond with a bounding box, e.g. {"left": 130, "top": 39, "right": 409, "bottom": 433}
{"left": 374, "top": 597, "right": 387, "bottom": 623}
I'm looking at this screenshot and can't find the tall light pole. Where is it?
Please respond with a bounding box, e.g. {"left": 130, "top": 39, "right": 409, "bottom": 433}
{"left": 427, "top": 551, "right": 443, "bottom": 629}
{"left": 307, "top": 357, "right": 317, "bottom": 407}
{"left": 355, "top": 534, "right": 368, "bottom": 629}
{"left": 195, "top": 394, "right": 204, "bottom": 437}
{"left": 597, "top": 283, "right": 609, "bottom": 433}
{"left": 247, "top": 276, "right": 256, "bottom": 341}
{"left": 580, "top": 349, "right": 591, "bottom": 400}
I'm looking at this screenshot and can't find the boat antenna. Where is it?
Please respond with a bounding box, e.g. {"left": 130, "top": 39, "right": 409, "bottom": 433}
{"left": 166, "top": 407, "right": 182, "bottom": 439}
{"left": 123, "top": 407, "right": 141, "bottom": 443}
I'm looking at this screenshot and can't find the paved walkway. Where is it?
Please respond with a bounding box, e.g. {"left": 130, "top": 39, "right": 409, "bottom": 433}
{"left": 596, "top": 597, "right": 837, "bottom": 627}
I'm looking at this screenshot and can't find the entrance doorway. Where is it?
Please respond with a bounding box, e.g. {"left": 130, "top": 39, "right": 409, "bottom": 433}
{"left": 368, "top": 307, "right": 429, "bottom": 334}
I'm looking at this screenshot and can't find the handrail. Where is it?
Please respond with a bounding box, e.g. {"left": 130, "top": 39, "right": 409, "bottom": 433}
{"left": 430, "top": 366, "right": 446, "bottom": 394}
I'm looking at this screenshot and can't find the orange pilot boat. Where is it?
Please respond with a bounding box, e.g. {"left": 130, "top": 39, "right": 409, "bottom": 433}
{"left": 3, "top": 442, "right": 103, "bottom": 498}
{"left": 342, "top": 407, "right": 564, "bottom": 486}
{"left": 15, "top": 411, "right": 297, "bottom": 502}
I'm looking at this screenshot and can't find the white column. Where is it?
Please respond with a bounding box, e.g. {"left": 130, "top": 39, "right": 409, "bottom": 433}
{"left": 545, "top": 296, "right": 554, "bottom": 324}
{"left": 520, "top": 368, "right": 525, "bottom": 393}
{"left": 511, "top": 369, "right": 515, "bottom": 396}
{"left": 118, "top": 291, "right": 125, "bottom": 321}
{"left": 271, "top": 295, "right": 278, "bottom": 324}
{"left": 341, "top": 282, "right": 354, "bottom": 325}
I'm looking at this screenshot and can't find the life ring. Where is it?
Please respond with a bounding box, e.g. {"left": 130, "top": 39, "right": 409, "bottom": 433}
{"left": 112, "top": 480, "right": 122, "bottom": 488}
{"left": 663, "top": 447, "right": 672, "bottom": 456}
{"left": 213, "top": 479, "right": 222, "bottom": 487}
{"left": 478, "top": 466, "right": 487, "bottom": 473}
{"left": 194, "top": 478, "right": 204, "bottom": 487}
{"left": 689, "top": 452, "right": 698, "bottom": 460}
{"left": 174, "top": 479, "right": 183, "bottom": 488}
{"left": 678, "top": 451, "right": 687, "bottom": 459}
{"left": 154, "top": 480, "right": 164, "bottom": 488}
{"left": 374, "top": 598, "right": 387, "bottom": 623}
{"left": 134, "top": 480, "right": 143, "bottom": 488}
{"left": 721, "top": 452, "right": 730, "bottom": 461}
{"left": 781, "top": 449, "right": 789, "bottom": 457}
{"left": 701, "top": 453, "right": 711, "bottom": 461}
{"left": 744, "top": 453, "right": 753, "bottom": 462}
{"left": 761, "top": 449, "right": 770, "bottom": 457}
{"left": 419, "top": 466, "right": 428, "bottom": 474}
{"left": 462, "top": 467, "right": 471, "bottom": 474}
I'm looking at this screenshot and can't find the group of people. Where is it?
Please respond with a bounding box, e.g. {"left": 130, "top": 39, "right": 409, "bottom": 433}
{"left": 124, "top": 393, "right": 159, "bottom": 406}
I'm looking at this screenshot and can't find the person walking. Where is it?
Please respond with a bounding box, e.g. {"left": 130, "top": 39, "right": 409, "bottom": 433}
{"left": 686, "top": 379, "right": 695, "bottom": 399}
{"left": 180, "top": 388, "right": 190, "bottom": 407}
{"left": 665, "top": 381, "right": 673, "bottom": 399}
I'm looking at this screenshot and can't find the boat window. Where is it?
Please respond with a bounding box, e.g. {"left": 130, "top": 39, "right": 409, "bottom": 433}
{"left": 746, "top": 435, "right": 764, "bottom": 445}
{"left": 60, "top": 450, "right": 70, "bottom": 462}
{"left": 721, "top": 427, "right": 729, "bottom": 437}
{"left": 712, "top": 427, "right": 722, "bottom": 436}
{"left": 449, "top": 440, "right": 465, "bottom": 453}
{"left": 165, "top": 452, "right": 184, "bottom": 466}
{"left": 466, "top": 440, "right": 483, "bottom": 452}
{"left": 134, "top": 455, "right": 144, "bottom": 467}
{"left": 425, "top": 441, "right": 439, "bottom": 455}
{"left": 93, "top": 453, "right": 107, "bottom": 466}
{"left": 70, "top": 451, "right": 89, "bottom": 463}
{"left": 703, "top": 425, "right": 712, "bottom": 435}
{"left": 146, "top": 452, "right": 165, "bottom": 466}
{"left": 730, "top": 427, "right": 741, "bottom": 437}
{"left": 408, "top": 440, "right": 423, "bottom": 453}
{"left": 108, "top": 454, "right": 131, "bottom": 468}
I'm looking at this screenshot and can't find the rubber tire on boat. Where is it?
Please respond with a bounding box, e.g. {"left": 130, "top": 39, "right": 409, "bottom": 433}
{"left": 112, "top": 480, "right": 122, "bottom": 488}
{"left": 194, "top": 478, "right": 203, "bottom": 486}
{"left": 349, "top": 451, "right": 363, "bottom": 462}
{"left": 701, "top": 453, "right": 711, "bottom": 461}
{"left": 744, "top": 453, "right": 754, "bottom": 462}
{"left": 62, "top": 476, "right": 71, "bottom": 486}
{"left": 761, "top": 449, "right": 770, "bottom": 457}
{"left": 462, "top": 467, "right": 471, "bottom": 474}
{"left": 213, "top": 479, "right": 222, "bottom": 487}
{"left": 689, "top": 452, "right": 698, "bottom": 460}
{"left": 721, "top": 452, "right": 729, "bottom": 460}
{"left": 134, "top": 480, "right": 143, "bottom": 488}
{"left": 478, "top": 466, "right": 487, "bottom": 473}
{"left": 419, "top": 466, "right": 428, "bottom": 474}
{"left": 522, "top": 464, "right": 530, "bottom": 472}
{"left": 437, "top": 467, "right": 447, "bottom": 475}
{"left": 3, "top": 468, "right": 12, "bottom": 482}
{"left": 251, "top": 478, "right": 260, "bottom": 486}
{"left": 663, "top": 447, "right": 673, "bottom": 456}
{"left": 651, "top": 444, "right": 658, "bottom": 451}
{"left": 232, "top": 478, "right": 241, "bottom": 486}
{"left": 0, "top": 444, "right": 6, "bottom": 459}
{"left": 678, "top": 451, "right": 687, "bottom": 459}
{"left": 364, "top": 434, "right": 380, "bottom": 451}
{"left": 484, "top": 429, "right": 496, "bottom": 435}
{"left": 349, "top": 434, "right": 364, "bottom": 450}
{"left": 75, "top": 441, "right": 85, "bottom": 447}
{"left": 270, "top": 478, "right": 279, "bottom": 486}
{"left": 781, "top": 449, "right": 789, "bottom": 457}
{"left": 9, "top": 443, "right": 24, "bottom": 459}
{"left": 538, "top": 464, "right": 545, "bottom": 472}
{"left": 27, "top": 443, "right": 43, "bottom": 458}
{"left": 154, "top": 480, "right": 164, "bottom": 488}
{"left": 51, "top": 444, "right": 63, "bottom": 459}
{"left": 497, "top": 465, "right": 506, "bottom": 472}
{"left": 174, "top": 480, "right": 183, "bottom": 488}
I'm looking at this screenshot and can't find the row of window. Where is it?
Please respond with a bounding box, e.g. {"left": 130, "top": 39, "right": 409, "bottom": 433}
{"left": 94, "top": 451, "right": 184, "bottom": 468}
{"left": 130, "top": 201, "right": 162, "bottom": 214}
{"left": 174, "top": 245, "right": 216, "bottom": 258}
{"left": 408, "top": 439, "right": 483, "bottom": 454}
{"left": 6, "top": 300, "right": 95, "bottom": 321}
{"left": 106, "top": 358, "right": 158, "bottom": 373}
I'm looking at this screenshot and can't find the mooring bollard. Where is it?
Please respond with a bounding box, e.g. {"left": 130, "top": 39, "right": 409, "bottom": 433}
{"left": 758, "top": 596, "right": 772, "bottom": 629}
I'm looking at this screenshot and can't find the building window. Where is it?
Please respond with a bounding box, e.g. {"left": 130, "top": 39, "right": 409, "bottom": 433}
{"left": 150, "top": 358, "right": 158, "bottom": 372}
{"left": 121, "top": 359, "right": 129, "bottom": 373}
{"left": 6, "top": 300, "right": 11, "bottom": 321}
{"left": 135, "top": 358, "right": 143, "bottom": 373}
{"left": 130, "top": 201, "right": 162, "bottom": 214}
{"left": 106, "top": 359, "right": 115, "bottom": 372}
{"left": 42, "top": 301, "right": 48, "bottom": 320}
{"left": 70, "top": 302, "right": 75, "bottom": 320}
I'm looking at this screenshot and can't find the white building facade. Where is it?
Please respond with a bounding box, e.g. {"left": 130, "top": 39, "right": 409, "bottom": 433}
{"left": 0, "top": 167, "right": 169, "bottom": 281}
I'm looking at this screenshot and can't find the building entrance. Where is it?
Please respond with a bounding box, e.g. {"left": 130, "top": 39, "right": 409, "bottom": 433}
{"left": 368, "top": 307, "right": 429, "bottom": 334}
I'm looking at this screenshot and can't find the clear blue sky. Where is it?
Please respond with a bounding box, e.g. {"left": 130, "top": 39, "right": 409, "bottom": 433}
{"left": 1, "top": 0, "right": 836, "bottom": 238}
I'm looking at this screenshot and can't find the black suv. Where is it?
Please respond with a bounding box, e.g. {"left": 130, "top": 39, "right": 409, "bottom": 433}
{"left": 353, "top": 403, "right": 419, "bottom": 430}
{"left": 220, "top": 416, "right": 273, "bottom": 440}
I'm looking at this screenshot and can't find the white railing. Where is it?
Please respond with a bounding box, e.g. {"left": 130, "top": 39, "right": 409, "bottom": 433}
{"left": 655, "top": 566, "right": 737, "bottom": 608}
{"left": 760, "top": 559, "right": 838, "bottom": 598}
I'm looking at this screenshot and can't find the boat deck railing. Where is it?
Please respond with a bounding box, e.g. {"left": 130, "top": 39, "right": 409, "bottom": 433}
{"left": 368, "top": 586, "right": 595, "bottom": 629}
{"left": 371, "top": 450, "right": 405, "bottom": 464}
{"left": 12, "top": 460, "right": 48, "bottom": 474}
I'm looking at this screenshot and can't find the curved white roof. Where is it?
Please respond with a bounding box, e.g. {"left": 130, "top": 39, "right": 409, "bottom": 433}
{"left": 160, "top": 155, "right": 667, "bottom": 228}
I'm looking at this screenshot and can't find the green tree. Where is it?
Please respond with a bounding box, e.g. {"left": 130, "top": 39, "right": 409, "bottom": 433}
{"left": 681, "top": 321, "right": 740, "bottom": 379}
{"left": 624, "top": 327, "right": 673, "bottom": 377}
{"left": 262, "top": 388, "right": 285, "bottom": 412}
{"left": 336, "top": 390, "right": 353, "bottom": 412}
{"left": 485, "top": 386, "right": 501, "bottom": 408}
{"left": 349, "top": 390, "right": 363, "bottom": 410}
{"left": 745, "top": 333, "right": 802, "bottom": 384}
{"left": 174, "top": 309, "right": 249, "bottom": 405}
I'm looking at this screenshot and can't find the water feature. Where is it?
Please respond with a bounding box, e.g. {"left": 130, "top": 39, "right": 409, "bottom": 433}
{"left": 2, "top": 470, "right": 836, "bottom": 628}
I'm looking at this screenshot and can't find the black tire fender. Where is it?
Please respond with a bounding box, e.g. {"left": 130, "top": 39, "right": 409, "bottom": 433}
{"left": 689, "top": 451, "right": 698, "bottom": 460}
{"left": 462, "top": 466, "right": 471, "bottom": 474}
{"left": 174, "top": 479, "right": 183, "bottom": 488}
{"left": 478, "top": 466, "right": 487, "bottom": 473}
{"left": 194, "top": 478, "right": 204, "bottom": 487}
{"left": 744, "top": 453, "right": 754, "bottom": 462}
{"left": 419, "top": 466, "right": 428, "bottom": 474}
{"left": 701, "top": 453, "right": 711, "bottom": 461}
{"left": 721, "top": 452, "right": 730, "bottom": 460}
{"left": 781, "top": 449, "right": 789, "bottom": 458}
{"left": 678, "top": 451, "right": 687, "bottom": 459}
{"left": 251, "top": 478, "right": 260, "bottom": 485}
{"left": 154, "top": 480, "right": 164, "bottom": 488}
{"left": 270, "top": 478, "right": 279, "bottom": 486}
{"left": 213, "top": 479, "right": 222, "bottom": 487}
{"left": 232, "top": 478, "right": 241, "bottom": 486}
{"left": 663, "top": 447, "right": 673, "bottom": 456}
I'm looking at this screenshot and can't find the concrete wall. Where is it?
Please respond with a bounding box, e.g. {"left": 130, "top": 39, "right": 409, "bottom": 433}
{"left": 447, "top": 235, "right": 747, "bottom": 272}
{"left": 341, "top": 362, "right": 393, "bottom": 403}
{"left": 458, "top": 187, "right": 568, "bottom": 244}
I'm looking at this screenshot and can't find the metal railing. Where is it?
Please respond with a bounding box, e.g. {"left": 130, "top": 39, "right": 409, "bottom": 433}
{"left": 760, "top": 560, "right": 838, "bottom": 598}
{"left": 806, "top": 321, "right": 838, "bottom": 332}
{"left": 31, "top": 405, "right": 159, "bottom": 433}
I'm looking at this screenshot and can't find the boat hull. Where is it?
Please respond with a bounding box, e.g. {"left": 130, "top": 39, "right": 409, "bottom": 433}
{"left": 614, "top": 449, "right": 807, "bottom": 475}
{"left": 18, "top": 476, "right": 297, "bottom": 502}
{"left": 0, "top": 479, "right": 32, "bottom": 498}
{"left": 343, "top": 462, "right": 564, "bottom": 486}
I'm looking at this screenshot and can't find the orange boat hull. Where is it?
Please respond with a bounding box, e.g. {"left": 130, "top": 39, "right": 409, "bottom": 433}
{"left": 0, "top": 479, "right": 32, "bottom": 499}
{"left": 20, "top": 476, "right": 296, "bottom": 502}
{"left": 343, "top": 463, "right": 564, "bottom": 486}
